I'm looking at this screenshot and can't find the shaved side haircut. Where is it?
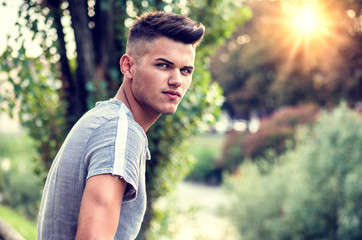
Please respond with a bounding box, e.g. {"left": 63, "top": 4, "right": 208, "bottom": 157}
{"left": 126, "top": 11, "right": 205, "bottom": 60}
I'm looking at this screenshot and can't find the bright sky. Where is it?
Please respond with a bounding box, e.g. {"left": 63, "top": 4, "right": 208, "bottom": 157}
{"left": 0, "top": 0, "right": 21, "bottom": 54}
{"left": 0, "top": 1, "right": 23, "bottom": 133}
{"left": 0, "top": 0, "right": 45, "bottom": 57}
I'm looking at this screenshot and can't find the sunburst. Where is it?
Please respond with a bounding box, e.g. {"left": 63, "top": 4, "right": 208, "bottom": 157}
{"left": 278, "top": 1, "right": 339, "bottom": 73}
{"left": 293, "top": 6, "right": 322, "bottom": 35}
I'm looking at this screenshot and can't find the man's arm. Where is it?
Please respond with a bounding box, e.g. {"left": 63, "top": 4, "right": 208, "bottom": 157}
{"left": 75, "top": 174, "right": 127, "bottom": 240}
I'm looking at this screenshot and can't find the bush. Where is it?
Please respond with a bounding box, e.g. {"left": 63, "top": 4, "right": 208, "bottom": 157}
{"left": 0, "top": 132, "right": 44, "bottom": 220}
{"left": 218, "top": 130, "right": 245, "bottom": 174}
{"left": 186, "top": 134, "right": 224, "bottom": 185}
{"left": 221, "top": 104, "right": 319, "bottom": 173}
{"left": 224, "top": 103, "right": 362, "bottom": 240}
{"left": 146, "top": 191, "right": 197, "bottom": 239}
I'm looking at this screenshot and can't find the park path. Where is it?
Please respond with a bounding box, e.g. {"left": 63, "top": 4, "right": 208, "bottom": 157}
{"left": 170, "top": 182, "right": 239, "bottom": 240}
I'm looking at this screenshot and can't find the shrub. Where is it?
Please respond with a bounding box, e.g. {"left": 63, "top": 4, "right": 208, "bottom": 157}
{"left": 219, "top": 130, "right": 245, "bottom": 174}
{"left": 244, "top": 103, "right": 319, "bottom": 159}
{"left": 223, "top": 103, "right": 362, "bottom": 240}
{"left": 186, "top": 134, "right": 224, "bottom": 185}
{"left": 0, "top": 133, "right": 44, "bottom": 220}
{"left": 146, "top": 191, "right": 197, "bottom": 239}
{"left": 221, "top": 103, "right": 319, "bottom": 174}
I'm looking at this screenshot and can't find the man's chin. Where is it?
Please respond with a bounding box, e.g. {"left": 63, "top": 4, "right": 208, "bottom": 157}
{"left": 158, "top": 104, "right": 179, "bottom": 115}
{"left": 161, "top": 107, "right": 178, "bottom": 115}
{"left": 162, "top": 110, "right": 177, "bottom": 115}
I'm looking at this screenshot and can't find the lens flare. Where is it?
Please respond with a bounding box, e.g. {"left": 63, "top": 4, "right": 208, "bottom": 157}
{"left": 276, "top": 0, "right": 340, "bottom": 72}
{"left": 293, "top": 6, "right": 321, "bottom": 35}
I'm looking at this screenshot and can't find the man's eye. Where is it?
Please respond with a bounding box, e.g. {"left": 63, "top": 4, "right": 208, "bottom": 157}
{"left": 157, "top": 63, "right": 168, "bottom": 68}
{"left": 181, "top": 68, "right": 192, "bottom": 75}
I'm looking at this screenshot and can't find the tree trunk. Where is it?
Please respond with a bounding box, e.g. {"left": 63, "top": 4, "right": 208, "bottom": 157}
{"left": 68, "top": 0, "right": 95, "bottom": 111}
{"left": 93, "top": 0, "right": 119, "bottom": 96}
{"left": 47, "top": 3, "right": 80, "bottom": 129}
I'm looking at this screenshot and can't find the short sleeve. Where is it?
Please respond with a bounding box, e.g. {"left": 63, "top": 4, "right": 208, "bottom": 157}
{"left": 83, "top": 116, "right": 146, "bottom": 202}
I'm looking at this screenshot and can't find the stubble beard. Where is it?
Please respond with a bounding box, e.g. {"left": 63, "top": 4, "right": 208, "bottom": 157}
{"left": 132, "top": 71, "right": 179, "bottom": 116}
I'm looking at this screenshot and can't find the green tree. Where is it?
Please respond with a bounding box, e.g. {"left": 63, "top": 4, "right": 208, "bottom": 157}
{"left": 211, "top": 0, "right": 362, "bottom": 119}
{"left": 0, "top": 0, "right": 251, "bottom": 237}
{"left": 224, "top": 103, "right": 362, "bottom": 240}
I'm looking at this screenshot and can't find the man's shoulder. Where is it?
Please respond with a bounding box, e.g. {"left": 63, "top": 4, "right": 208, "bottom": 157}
{"left": 81, "top": 99, "right": 129, "bottom": 126}
{"left": 89, "top": 99, "right": 146, "bottom": 140}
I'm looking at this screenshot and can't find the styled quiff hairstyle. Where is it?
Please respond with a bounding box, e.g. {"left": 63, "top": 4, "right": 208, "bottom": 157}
{"left": 126, "top": 11, "right": 205, "bottom": 57}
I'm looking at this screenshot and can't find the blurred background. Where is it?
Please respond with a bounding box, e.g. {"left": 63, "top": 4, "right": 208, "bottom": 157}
{"left": 0, "top": 0, "right": 361, "bottom": 239}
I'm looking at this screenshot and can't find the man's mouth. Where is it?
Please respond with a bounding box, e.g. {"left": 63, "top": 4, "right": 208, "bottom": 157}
{"left": 163, "top": 90, "right": 181, "bottom": 99}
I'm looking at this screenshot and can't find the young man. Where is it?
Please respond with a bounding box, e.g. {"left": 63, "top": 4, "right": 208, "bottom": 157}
{"left": 37, "top": 11, "right": 205, "bottom": 240}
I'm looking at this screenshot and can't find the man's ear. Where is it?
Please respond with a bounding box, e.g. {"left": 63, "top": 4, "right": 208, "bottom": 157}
{"left": 120, "top": 54, "right": 134, "bottom": 79}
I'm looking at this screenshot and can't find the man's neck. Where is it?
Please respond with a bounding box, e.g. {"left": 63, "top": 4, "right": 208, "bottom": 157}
{"left": 114, "top": 83, "right": 160, "bottom": 132}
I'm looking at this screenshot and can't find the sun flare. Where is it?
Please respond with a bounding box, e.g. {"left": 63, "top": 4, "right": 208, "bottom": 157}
{"left": 285, "top": 2, "right": 331, "bottom": 39}
{"left": 278, "top": 1, "right": 338, "bottom": 70}
{"left": 292, "top": 6, "right": 321, "bottom": 35}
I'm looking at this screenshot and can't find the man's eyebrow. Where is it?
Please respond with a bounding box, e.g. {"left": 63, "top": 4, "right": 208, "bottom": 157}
{"left": 156, "top": 58, "right": 194, "bottom": 70}
{"left": 156, "top": 58, "right": 174, "bottom": 65}
{"left": 182, "top": 66, "right": 194, "bottom": 70}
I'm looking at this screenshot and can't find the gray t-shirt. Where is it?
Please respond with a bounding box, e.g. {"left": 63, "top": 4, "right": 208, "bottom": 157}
{"left": 38, "top": 99, "right": 150, "bottom": 240}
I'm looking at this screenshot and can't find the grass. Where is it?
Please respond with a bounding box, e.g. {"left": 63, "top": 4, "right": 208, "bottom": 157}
{"left": 0, "top": 204, "right": 37, "bottom": 240}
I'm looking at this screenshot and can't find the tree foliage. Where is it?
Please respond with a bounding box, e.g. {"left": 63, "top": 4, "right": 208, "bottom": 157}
{"left": 211, "top": 0, "right": 362, "bottom": 119}
{"left": 224, "top": 103, "right": 362, "bottom": 240}
{"left": 220, "top": 103, "right": 319, "bottom": 174}
{"left": 0, "top": 133, "right": 43, "bottom": 220}
{"left": 0, "top": 0, "right": 251, "bottom": 238}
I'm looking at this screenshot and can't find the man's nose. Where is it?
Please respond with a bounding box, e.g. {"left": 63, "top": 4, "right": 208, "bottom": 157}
{"left": 168, "top": 70, "right": 182, "bottom": 87}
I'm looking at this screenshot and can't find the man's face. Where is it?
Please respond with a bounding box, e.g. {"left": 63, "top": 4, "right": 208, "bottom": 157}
{"left": 131, "top": 37, "right": 196, "bottom": 115}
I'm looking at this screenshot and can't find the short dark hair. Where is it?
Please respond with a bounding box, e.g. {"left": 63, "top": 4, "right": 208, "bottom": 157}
{"left": 127, "top": 11, "right": 205, "bottom": 49}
